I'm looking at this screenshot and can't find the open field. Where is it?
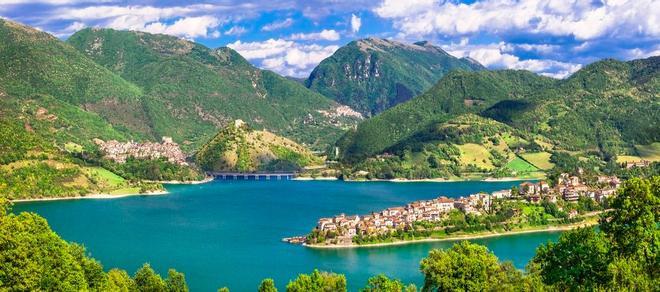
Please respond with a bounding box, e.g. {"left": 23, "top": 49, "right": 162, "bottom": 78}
{"left": 506, "top": 156, "right": 539, "bottom": 172}
{"left": 617, "top": 143, "right": 660, "bottom": 163}
{"left": 636, "top": 143, "right": 660, "bottom": 160}
{"left": 457, "top": 143, "right": 495, "bottom": 170}
{"left": 520, "top": 152, "right": 555, "bottom": 170}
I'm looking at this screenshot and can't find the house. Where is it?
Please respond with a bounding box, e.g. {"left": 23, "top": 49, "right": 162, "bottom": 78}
{"left": 539, "top": 181, "right": 550, "bottom": 193}
{"left": 317, "top": 218, "right": 333, "bottom": 230}
{"left": 563, "top": 190, "right": 580, "bottom": 202}
{"left": 595, "top": 189, "right": 616, "bottom": 202}
{"left": 519, "top": 182, "right": 538, "bottom": 195}
{"left": 625, "top": 160, "right": 650, "bottom": 169}
{"left": 435, "top": 197, "right": 455, "bottom": 212}
{"left": 491, "top": 189, "right": 511, "bottom": 199}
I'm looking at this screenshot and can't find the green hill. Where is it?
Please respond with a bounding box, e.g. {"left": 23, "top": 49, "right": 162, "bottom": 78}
{"left": 336, "top": 57, "right": 659, "bottom": 174}
{"left": 67, "top": 28, "right": 362, "bottom": 152}
{"left": 305, "top": 38, "right": 484, "bottom": 116}
{"left": 195, "top": 120, "right": 322, "bottom": 172}
{"left": 344, "top": 114, "right": 548, "bottom": 180}
{"left": 335, "top": 69, "right": 554, "bottom": 161}
{"left": 0, "top": 19, "right": 151, "bottom": 139}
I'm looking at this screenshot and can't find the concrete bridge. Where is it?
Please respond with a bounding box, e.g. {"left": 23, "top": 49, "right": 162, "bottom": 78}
{"left": 208, "top": 172, "right": 297, "bottom": 180}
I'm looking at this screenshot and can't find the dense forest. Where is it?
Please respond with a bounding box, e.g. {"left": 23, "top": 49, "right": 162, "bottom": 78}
{"left": 334, "top": 57, "right": 659, "bottom": 179}
{"left": 2, "top": 176, "right": 657, "bottom": 291}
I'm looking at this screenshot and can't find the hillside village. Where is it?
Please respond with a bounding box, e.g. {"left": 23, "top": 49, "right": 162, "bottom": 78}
{"left": 94, "top": 137, "right": 188, "bottom": 166}
{"left": 302, "top": 170, "right": 626, "bottom": 245}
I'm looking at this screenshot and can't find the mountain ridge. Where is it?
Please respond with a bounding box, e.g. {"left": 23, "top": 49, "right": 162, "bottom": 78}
{"left": 305, "top": 37, "right": 484, "bottom": 116}
{"left": 335, "top": 56, "right": 659, "bottom": 164}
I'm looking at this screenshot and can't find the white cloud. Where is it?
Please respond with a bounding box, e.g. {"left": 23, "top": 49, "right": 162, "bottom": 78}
{"left": 52, "top": 20, "right": 85, "bottom": 37}
{"left": 142, "top": 16, "right": 221, "bottom": 39}
{"left": 374, "top": 0, "right": 436, "bottom": 18}
{"left": 225, "top": 25, "right": 247, "bottom": 36}
{"left": 289, "top": 29, "right": 340, "bottom": 41}
{"left": 53, "top": 4, "right": 215, "bottom": 22}
{"left": 42, "top": 4, "right": 226, "bottom": 39}
{"left": 350, "top": 14, "right": 361, "bottom": 33}
{"left": 0, "top": 0, "right": 116, "bottom": 4}
{"left": 375, "top": 0, "right": 660, "bottom": 41}
{"left": 445, "top": 41, "right": 582, "bottom": 79}
{"left": 228, "top": 38, "right": 339, "bottom": 77}
{"left": 261, "top": 17, "right": 293, "bottom": 32}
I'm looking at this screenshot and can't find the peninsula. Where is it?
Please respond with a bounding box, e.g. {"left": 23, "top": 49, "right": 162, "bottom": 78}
{"left": 289, "top": 171, "right": 621, "bottom": 247}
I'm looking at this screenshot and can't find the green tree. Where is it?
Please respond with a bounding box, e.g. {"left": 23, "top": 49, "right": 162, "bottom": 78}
{"left": 0, "top": 211, "right": 88, "bottom": 291}
{"left": 258, "top": 278, "right": 277, "bottom": 292}
{"left": 134, "top": 263, "right": 167, "bottom": 292}
{"left": 420, "top": 241, "right": 515, "bottom": 291}
{"left": 217, "top": 287, "right": 230, "bottom": 292}
{"left": 286, "top": 269, "right": 346, "bottom": 292}
{"left": 166, "top": 269, "right": 188, "bottom": 292}
{"left": 360, "top": 274, "right": 404, "bottom": 292}
{"left": 107, "top": 269, "right": 136, "bottom": 292}
{"left": 532, "top": 227, "right": 611, "bottom": 290}
{"left": 599, "top": 177, "right": 659, "bottom": 263}
{"left": 69, "top": 243, "right": 109, "bottom": 290}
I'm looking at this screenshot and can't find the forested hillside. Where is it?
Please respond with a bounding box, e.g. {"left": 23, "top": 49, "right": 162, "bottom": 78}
{"left": 68, "top": 28, "right": 361, "bottom": 151}
{"left": 306, "top": 38, "right": 484, "bottom": 116}
{"left": 337, "top": 57, "right": 659, "bottom": 163}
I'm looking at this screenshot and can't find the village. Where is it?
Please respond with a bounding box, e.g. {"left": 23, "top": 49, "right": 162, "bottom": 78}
{"left": 301, "top": 171, "right": 623, "bottom": 245}
{"left": 93, "top": 137, "right": 188, "bottom": 166}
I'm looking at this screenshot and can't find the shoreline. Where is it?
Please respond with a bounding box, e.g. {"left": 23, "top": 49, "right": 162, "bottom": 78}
{"left": 147, "top": 176, "right": 215, "bottom": 185}
{"left": 293, "top": 176, "right": 338, "bottom": 181}
{"left": 343, "top": 177, "right": 538, "bottom": 183}
{"left": 303, "top": 222, "right": 596, "bottom": 249}
{"left": 11, "top": 190, "right": 168, "bottom": 203}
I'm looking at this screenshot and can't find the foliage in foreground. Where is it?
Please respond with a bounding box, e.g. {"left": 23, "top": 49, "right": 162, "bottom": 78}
{"left": 0, "top": 199, "right": 188, "bottom": 291}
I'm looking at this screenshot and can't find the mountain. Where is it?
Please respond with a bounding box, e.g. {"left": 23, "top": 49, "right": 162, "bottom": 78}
{"left": 195, "top": 120, "right": 321, "bottom": 172}
{"left": 336, "top": 57, "right": 659, "bottom": 165}
{"left": 0, "top": 19, "right": 150, "bottom": 140}
{"left": 305, "top": 38, "right": 485, "bottom": 116}
{"left": 67, "top": 28, "right": 362, "bottom": 152}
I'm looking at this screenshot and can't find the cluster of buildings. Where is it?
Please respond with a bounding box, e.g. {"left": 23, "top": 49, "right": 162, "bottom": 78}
{"left": 315, "top": 192, "right": 498, "bottom": 239}
{"left": 93, "top": 136, "right": 188, "bottom": 165}
{"left": 312, "top": 172, "right": 625, "bottom": 241}
{"left": 519, "top": 173, "right": 620, "bottom": 204}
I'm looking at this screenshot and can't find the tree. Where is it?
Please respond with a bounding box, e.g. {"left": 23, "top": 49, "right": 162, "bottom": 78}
{"left": 419, "top": 241, "right": 515, "bottom": 291}
{"left": 599, "top": 177, "right": 659, "bottom": 262}
{"left": 134, "top": 263, "right": 167, "bottom": 292}
{"left": 360, "top": 274, "right": 403, "bottom": 292}
{"left": 286, "top": 269, "right": 346, "bottom": 292}
{"left": 107, "top": 269, "right": 136, "bottom": 292}
{"left": 0, "top": 211, "right": 88, "bottom": 291}
{"left": 258, "top": 278, "right": 277, "bottom": 292}
{"left": 217, "top": 287, "right": 230, "bottom": 292}
{"left": 532, "top": 227, "right": 610, "bottom": 290}
{"left": 166, "top": 269, "right": 189, "bottom": 292}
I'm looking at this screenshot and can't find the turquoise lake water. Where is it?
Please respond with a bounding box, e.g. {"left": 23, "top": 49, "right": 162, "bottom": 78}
{"left": 13, "top": 180, "right": 560, "bottom": 291}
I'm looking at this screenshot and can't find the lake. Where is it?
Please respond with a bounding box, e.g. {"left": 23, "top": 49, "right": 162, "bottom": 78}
{"left": 13, "top": 179, "right": 560, "bottom": 291}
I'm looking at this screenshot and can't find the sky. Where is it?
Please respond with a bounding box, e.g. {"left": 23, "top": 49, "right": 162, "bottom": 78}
{"left": 0, "top": 0, "right": 658, "bottom": 78}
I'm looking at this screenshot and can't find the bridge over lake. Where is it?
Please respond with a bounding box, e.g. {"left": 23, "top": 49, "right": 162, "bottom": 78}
{"left": 208, "top": 172, "right": 297, "bottom": 180}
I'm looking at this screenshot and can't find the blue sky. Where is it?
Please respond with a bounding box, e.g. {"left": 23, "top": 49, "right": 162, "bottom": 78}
{"left": 1, "top": 0, "right": 658, "bottom": 78}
